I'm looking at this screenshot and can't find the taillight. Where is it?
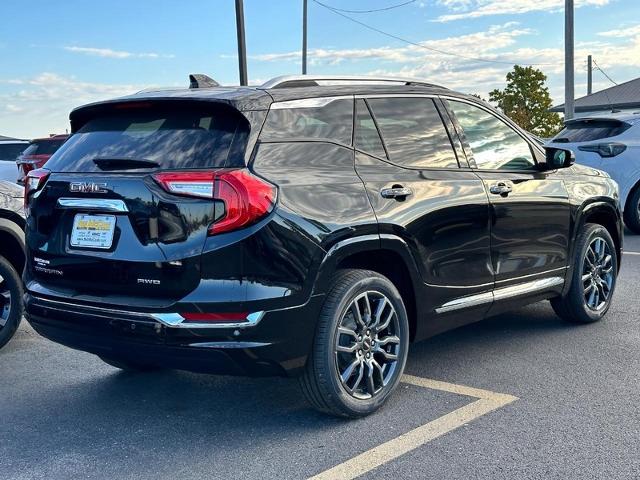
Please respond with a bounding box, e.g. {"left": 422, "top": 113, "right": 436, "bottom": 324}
{"left": 578, "top": 143, "right": 627, "bottom": 158}
{"left": 153, "top": 169, "right": 276, "bottom": 235}
{"left": 24, "top": 168, "right": 50, "bottom": 208}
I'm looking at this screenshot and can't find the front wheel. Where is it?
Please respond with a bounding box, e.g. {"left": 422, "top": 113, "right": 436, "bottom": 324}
{"left": 300, "top": 269, "right": 410, "bottom": 418}
{"left": 0, "top": 255, "right": 23, "bottom": 350}
{"left": 551, "top": 223, "right": 618, "bottom": 323}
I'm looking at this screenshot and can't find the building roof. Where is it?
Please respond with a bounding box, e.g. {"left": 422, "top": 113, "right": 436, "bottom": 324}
{"left": 551, "top": 76, "right": 640, "bottom": 113}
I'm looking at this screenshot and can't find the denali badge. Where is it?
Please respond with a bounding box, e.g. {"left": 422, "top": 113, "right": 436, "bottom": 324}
{"left": 137, "top": 278, "right": 161, "bottom": 285}
{"left": 70, "top": 182, "right": 108, "bottom": 194}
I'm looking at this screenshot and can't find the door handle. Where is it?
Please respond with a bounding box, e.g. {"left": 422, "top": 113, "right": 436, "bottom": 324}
{"left": 489, "top": 182, "right": 513, "bottom": 196}
{"left": 381, "top": 186, "right": 412, "bottom": 199}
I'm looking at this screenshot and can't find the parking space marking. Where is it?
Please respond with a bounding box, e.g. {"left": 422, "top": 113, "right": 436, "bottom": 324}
{"left": 624, "top": 251, "right": 640, "bottom": 256}
{"left": 309, "top": 375, "right": 518, "bottom": 480}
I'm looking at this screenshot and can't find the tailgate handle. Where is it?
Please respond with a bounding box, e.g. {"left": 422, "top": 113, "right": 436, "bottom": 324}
{"left": 57, "top": 198, "right": 129, "bottom": 213}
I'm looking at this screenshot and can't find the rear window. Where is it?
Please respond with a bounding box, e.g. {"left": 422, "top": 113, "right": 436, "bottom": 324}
{"left": 260, "top": 97, "right": 353, "bottom": 145}
{"left": 45, "top": 105, "right": 248, "bottom": 172}
{"left": 0, "top": 143, "right": 28, "bottom": 161}
{"left": 555, "top": 119, "right": 630, "bottom": 142}
{"left": 27, "top": 139, "right": 66, "bottom": 156}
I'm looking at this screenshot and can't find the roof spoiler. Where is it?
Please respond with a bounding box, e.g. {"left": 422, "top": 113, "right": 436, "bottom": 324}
{"left": 189, "top": 74, "right": 220, "bottom": 89}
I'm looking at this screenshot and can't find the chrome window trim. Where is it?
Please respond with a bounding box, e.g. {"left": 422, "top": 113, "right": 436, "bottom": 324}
{"left": 57, "top": 198, "right": 129, "bottom": 213}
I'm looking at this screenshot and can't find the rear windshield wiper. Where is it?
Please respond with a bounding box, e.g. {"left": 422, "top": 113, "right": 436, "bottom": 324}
{"left": 92, "top": 157, "right": 160, "bottom": 170}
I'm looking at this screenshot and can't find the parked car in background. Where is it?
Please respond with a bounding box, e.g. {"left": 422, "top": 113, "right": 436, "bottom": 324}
{"left": 23, "top": 75, "right": 622, "bottom": 417}
{"left": 548, "top": 112, "right": 640, "bottom": 233}
{"left": 0, "top": 138, "right": 29, "bottom": 183}
{"left": 16, "top": 134, "right": 69, "bottom": 184}
{"left": 0, "top": 180, "right": 25, "bottom": 349}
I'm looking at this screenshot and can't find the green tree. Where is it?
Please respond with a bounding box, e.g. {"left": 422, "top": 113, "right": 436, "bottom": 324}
{"left": 489, "top": 65, "right": 563, "bottom": 138}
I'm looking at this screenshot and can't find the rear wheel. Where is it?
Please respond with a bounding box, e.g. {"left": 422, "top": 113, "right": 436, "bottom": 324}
{"left": 300, "top": 269, "right": 409, "bottom": 418}
{"left": 98, "top": 356, "right": 161, "bottom": 372}
{"left": 551, "top": 223, "right": 617, "bottom": 323}
{"left": 0, "top": 255, "right": 23, "bottom": 350}
{"left": 623, "top": 187, "right": 640, "bottom": 234}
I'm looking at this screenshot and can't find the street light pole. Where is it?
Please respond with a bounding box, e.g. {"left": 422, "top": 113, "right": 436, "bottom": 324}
{"left": 302, "top": 0, "right": 308, "bottom": 74}
{"left": 587, "top": 54, "right": 593, "bottom": 95}
{"left": 564, "top": 0, "right": 575, "bottom": 120}
{"left": 235, "top": 0, "right": 248, "bottom": 86}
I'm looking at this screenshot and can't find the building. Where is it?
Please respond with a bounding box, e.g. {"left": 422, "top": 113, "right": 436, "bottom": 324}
{"left": 551, "top": 76, "right": 640, "bottom": 118}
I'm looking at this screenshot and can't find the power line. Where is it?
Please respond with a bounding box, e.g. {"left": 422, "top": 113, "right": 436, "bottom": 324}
{"left": 311, "top": 0, "right": 553, "bottom": 66}
{"left": 315, "top": 0, "right": 418, "bottom": 13}
{"left": 592, "top": 59, "right": 618, "bottom": 86}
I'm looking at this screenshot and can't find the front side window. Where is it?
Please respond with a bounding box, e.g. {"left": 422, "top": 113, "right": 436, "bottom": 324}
{"left": 447, "top": 100, "right": 535, "bottom": 171}
{"left": 260, "top": 97, "right": 353, "bottom": 145}
{"left": 367, "top": 97, "right": 458, "bottom": 169}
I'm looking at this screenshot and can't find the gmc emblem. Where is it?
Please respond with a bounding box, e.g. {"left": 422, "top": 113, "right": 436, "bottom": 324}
{"left": 69, "top": 182, "right": 108, "bottom": 194}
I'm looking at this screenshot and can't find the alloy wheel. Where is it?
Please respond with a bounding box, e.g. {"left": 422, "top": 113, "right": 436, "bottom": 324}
{"left": 582, "top": 237, "right": 614, "bottom": 311}
{"left": 334, "top": 291, "right": 401, "bottom": 400}
{"left": 0, "top": 272, "right": 11, "bottom": 328}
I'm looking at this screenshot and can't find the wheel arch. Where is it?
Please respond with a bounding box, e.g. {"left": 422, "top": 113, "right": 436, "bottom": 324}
{"left": 313, "top": 234, "right": 422, "bottom": 341}
{"left": 0, "top": 217, "right": 25, "bottom": 276}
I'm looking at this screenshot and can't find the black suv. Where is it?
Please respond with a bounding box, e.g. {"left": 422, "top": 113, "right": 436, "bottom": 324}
{"left": 24, "top": 75, "right": 622, "bottom": 417}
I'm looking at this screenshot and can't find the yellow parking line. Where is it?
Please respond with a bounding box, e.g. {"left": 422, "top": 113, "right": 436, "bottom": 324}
{"left": 309, "top": 375, "right": 518, "bottom": 480}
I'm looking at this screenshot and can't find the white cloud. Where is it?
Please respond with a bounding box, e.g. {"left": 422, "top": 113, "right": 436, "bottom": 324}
{"left": 0, "top": 73, "right": 147, "bottom": 137}
{"left": 250, "top": 23, "right": 535, "bottom": 66}
{"left": 598, "top": 24, "right": 640, "bottom": 38}
{"left": 435, "top": 0, "right": 610, "bottom": 22}
{"left": 64, "top": 46, "right": 175, "bottom": 59}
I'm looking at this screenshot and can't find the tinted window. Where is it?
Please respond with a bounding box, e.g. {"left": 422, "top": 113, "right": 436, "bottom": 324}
{"left": 31, "top": 139, "right": 66, "bottom": 155}
{"left": 0, "top": 143, "right": 27, "bottom": 161}
{"left": 447, "top": 100, "right": 535, "bottom": 170}
{"left": 367, "top": 97, "right": 458, "bottom": 169}
{"left": 45, "top": 105, "right": 248, "bottom": 172}
{"left": 554, "top": 119, "right": 631, "bottom": 142}
{"left": 260, "top": 97, "right": 353, "bottom": 145}
{"left": 354, "top": 99, "right": 386, "bottom": 159}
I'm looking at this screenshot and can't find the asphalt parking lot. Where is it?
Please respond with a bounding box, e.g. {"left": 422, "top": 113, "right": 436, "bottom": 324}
{"left": 2, "top": 232, "right": 640, "bottom": 480}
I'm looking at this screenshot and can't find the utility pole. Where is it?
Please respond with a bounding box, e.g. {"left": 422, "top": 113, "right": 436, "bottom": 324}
{"left": 587, "top": 54, "right": 593, "bottom": 95}
{"left": 302, "top": 0, "right": 308, "bottom": 74}
{"left": 235, "top": 0, "right": 248, "bottom": 86}
{"left": 564, "top": 0, "right": 575, "bottom": 120}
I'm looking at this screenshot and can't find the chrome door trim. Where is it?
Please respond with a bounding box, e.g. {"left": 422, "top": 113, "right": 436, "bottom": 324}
{"left": 436, "top": 276, "right": 564, "bottom": 313}
{"left": 57, "top": 198, "right": 129, "bottom": 213}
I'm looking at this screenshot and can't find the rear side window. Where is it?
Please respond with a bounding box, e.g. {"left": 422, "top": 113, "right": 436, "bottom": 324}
{"left": 367, "top": 97, "right": 458, "bottom": 169}
{"left": 447, "top": 100, "right": 535, "bottom": 171}
{"left": 45, "top": 104, "right": 248, "bottom": 172}
{"left": 0, "top": 143, "right": 27, "bottom": 160}
{"left": 555, "top": 119, "right": 631, "bottom": 142}
{"left": 354, "top": 99, "right": 386, "bottom": 159}
{"left": 260, "top": 97, "right": 353, "bottom": 145}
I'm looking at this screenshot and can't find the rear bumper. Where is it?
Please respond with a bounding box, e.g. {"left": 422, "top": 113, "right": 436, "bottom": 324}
{"left": 25, "top": 292, "right": 325, "bottom": 377}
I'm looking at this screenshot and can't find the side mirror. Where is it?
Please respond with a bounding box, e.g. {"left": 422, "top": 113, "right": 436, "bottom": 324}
{"left": 544, "top": 147, "right": 575, "bottom": 170}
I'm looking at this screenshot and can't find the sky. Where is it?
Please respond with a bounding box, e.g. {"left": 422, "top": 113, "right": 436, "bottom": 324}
{"left": 1, "top": 0, "right": 639, "bottom": 138}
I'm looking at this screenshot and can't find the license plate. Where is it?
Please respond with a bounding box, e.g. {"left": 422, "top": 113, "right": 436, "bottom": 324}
{"left": 70, "top": 214, "right": 116, "bottom": 249}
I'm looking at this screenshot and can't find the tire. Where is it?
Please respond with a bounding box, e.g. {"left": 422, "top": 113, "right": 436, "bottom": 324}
{"left": 98, "top": 355, "right": 160, "bottom": 372}
{"left": 300, "top": 269, "right": 410, "bottom": 418}
{"left": 0, "top": 255, "right": 23, "bottom": 350}
{"left": 623, "top": 187, "right": 640, "bottom": 234}
{"left": 551, "top": 223, "right": 618, "bottom": 323}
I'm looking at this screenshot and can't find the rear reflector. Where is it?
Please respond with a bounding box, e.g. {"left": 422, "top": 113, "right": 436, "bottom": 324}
{"left": 182, "top": 312, "right": 249, "bottom": 322}
{"left": 153, "top": 169, "right": 276, "bottom": 235}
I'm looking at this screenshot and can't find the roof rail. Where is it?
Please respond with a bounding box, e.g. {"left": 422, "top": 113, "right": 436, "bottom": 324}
{"left": 260, "top": 75, "right": 447, "bottom": 90}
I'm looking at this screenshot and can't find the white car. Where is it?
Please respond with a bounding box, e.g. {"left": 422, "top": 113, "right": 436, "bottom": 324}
{"left": 0, "top": 139, "right": 29, "bottom": 184}
{"left": 547, "top": 112, "right": 640, "bottom": 233}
